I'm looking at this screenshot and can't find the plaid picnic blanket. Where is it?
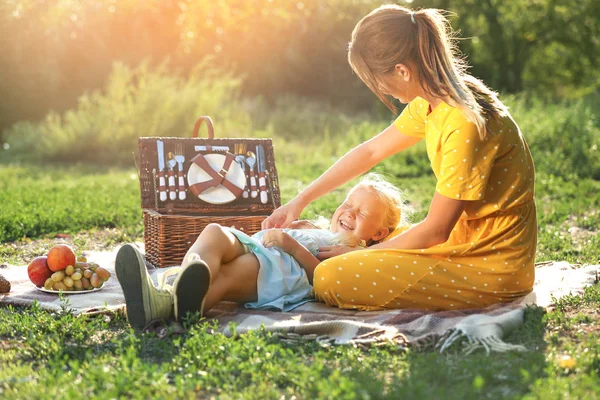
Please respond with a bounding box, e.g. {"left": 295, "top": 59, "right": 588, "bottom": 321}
{"left": 2, "top": 246, "right": 598, "bottom": 353}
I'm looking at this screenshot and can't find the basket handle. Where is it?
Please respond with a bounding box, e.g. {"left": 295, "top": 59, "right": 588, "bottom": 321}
{"left": 192, "top": 116, "right": 215, "bottom": 138}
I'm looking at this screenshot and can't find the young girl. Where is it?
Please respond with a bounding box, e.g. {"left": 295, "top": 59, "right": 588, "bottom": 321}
{"left": 262, "top": 5, "right": 537, "bottom": 311}
{"left": 115, "top": 174, "right": 410, "bottom": 329}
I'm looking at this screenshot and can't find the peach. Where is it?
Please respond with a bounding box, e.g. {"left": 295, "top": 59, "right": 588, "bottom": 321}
{"left": 47, "top": 244, "right": 76, "bottom": 272}
{"left": 27, "top": 256, "right": 53, "bottom": 287}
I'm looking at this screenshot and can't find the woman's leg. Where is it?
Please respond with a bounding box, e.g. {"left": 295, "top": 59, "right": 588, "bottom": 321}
{"left": 312, "top": 247, "right": 521, "bottom": 311}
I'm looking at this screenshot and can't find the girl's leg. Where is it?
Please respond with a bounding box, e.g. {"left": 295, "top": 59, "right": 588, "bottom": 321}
{"left": 181, "top": 223, "right": 247, "bottom": 281}
{"left": 202, "top": 253, "right": 260, "bottom": 312}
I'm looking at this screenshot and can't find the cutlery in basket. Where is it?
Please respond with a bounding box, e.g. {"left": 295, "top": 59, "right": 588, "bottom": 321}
{"left": 156, "top": 140, "right": 167, "bottom": 201}
{"left": 246, "top": 150, "right": 258, "bottom": 198}
{"left": 174, "top": 143, "right": 186, "bottom": 200}
{"left": 256, "top": 144, "right": 268, "bottom": 204}
{"left": 167, "top": 152, "right": 177, "bottom": 200}
{"left": 235, "top": 143, "right": 249, "bottom": 199}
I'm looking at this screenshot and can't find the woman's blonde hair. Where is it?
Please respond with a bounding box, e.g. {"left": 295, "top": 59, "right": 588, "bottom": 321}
{"left": 347, "top": 5, "right": 508, "bottom": 140}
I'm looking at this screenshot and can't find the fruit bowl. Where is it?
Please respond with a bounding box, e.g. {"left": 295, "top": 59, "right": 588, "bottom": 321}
{"left": 35, "top": 286, "right": 104, "bottom": 295}
{"left": 27, "top": 245, "right": 112, "bottom": 292}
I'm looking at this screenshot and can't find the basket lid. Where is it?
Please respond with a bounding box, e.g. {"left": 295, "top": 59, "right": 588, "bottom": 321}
{"left": 137, "top": 117, "right": 281, "bottom": 215}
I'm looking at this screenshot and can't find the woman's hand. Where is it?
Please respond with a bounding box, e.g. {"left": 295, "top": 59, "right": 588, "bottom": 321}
{"left": 317, "top": 245, "right": 358, "bottom": 260}
{"left": 261, "top": 200, "right": 304, "bottom": 229}
{"left": 262, "top": 229, "right": 300, "bottom": 254}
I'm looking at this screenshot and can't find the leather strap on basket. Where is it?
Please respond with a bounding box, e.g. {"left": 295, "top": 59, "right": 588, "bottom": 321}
{"left": 189, "top": 152, "right": 243, "bottom": 198}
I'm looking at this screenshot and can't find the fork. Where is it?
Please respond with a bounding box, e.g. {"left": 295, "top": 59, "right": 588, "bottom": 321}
{"left": 167, "top": 152, "right": 177, "bottom": 200}
{"left": 174, "top": 143, "right": 186, "bottom": 200}
{"left": 235, "top": 143, "right": 249, "bottom": 198}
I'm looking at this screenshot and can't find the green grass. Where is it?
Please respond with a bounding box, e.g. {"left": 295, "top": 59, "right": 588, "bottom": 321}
{"left": 0, "top": 161, "right": 599, "bottom": 398}
{"left": 2, "top": 163, "right": 599, "bottom": 265}
{"left": 0, "top": 286, "right": 599, "bottom": 399}
{"left": 1, "top": 70, "right": 599, "bottom": 397}
{"left": 0, "top": 164, "right": 142, "bottom": 244}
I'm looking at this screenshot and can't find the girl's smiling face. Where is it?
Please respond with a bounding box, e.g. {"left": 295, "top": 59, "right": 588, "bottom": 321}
{"left": 330, "top": 186, "right": 390, "bottom": 244}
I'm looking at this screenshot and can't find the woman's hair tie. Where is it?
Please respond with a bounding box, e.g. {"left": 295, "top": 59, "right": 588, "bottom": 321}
{"left": 410, "top": 12, "right": 416, "bottom": 24}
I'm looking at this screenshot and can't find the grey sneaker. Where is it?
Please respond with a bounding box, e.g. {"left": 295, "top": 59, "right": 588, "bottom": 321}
{"left": 115, "top": 244, "right": 173, "bottom": 330}
{"left": 173, "top": 260, "right": 211, "bottom": 321}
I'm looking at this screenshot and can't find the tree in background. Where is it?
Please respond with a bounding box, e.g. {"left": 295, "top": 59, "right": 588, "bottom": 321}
{"left": 417, "top": 0, "right": 600, "bottom": 95}
{"left": 1, "top": 0, "right": 598, "bottom": 137}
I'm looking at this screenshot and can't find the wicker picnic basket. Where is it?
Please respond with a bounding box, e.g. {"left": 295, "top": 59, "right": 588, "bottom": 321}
{"left": 138, "top": 116, "right": 281, "bottom": 267}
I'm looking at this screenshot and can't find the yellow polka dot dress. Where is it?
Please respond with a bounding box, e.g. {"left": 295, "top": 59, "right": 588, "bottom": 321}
{"left": 313, "top": 97, "right": 537, "bottom": 310}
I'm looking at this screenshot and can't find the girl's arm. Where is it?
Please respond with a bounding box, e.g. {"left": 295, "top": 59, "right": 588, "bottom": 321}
{"left": 289, "top": 220, "right": 320, "bottom": 229}
{"left": 289, "top": 244, "right": 320, "bottom": 284}
{"left": 370, "top": 192, "right": 466, "bottom": 250}
{"left": 262, "top": 124, "right": 421, "bottom": 229}
{"left": 261, "top": 229, "right": 320, "bottom": 283}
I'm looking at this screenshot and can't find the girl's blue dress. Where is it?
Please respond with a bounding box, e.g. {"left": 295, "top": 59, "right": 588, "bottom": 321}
{"left": 225, "top": 227, "right": 340, "bottom": 311}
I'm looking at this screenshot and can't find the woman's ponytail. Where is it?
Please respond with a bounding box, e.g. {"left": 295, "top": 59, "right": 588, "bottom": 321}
{"left": 348, "top": 5, "right": 508, "bottom": 140}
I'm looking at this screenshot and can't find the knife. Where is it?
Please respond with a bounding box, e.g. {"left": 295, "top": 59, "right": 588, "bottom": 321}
{"left": 257, "top": 145, "right": 268, "bottom": 204}
{"left": 194, "top": 145, "right": 230, "bottom": 152}
{"left": 156, "top": 140, "right": 167, "bottom": 201}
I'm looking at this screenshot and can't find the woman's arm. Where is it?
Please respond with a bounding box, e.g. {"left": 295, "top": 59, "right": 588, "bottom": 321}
{"left": 370, "top": 192, "right": 466, "bottom": 250}
{"left": 294, "top": 124, "right": 422, "bottom": 209}
{"left": 262, "top": 124, "right": 421, "bottom": 229}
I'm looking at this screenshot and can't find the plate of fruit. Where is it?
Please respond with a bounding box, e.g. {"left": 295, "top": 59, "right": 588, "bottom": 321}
{"left": 27, "top": 244, "right": 112, "bottom": 294}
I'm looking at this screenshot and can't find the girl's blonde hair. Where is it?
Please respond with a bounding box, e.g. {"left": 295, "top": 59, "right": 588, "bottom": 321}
{"left": 347, "top": 5, "right": 508, "bottom": 140}
{"left": 350, "top": 173, "right": 411, "bottom": 233}
{"left": 314, "top": 173, "right": 412, "bottom": 246}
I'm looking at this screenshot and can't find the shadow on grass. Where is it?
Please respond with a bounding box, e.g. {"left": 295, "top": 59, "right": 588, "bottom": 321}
{"left": 382, "top": 306, "right": 548, "bottom": 399}
{"left": 1, "top": 301, "right": 551, "bottom": 399}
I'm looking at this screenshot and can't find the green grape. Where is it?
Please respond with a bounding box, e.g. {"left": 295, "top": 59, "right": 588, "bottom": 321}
{"left": 81, "top": 277, "right": 91, "bottom": 289}
{"left": 90, "top": 273, "right": 100, "bottom": 288}
{"left": 96, "top": 267, "right": 111, "bottom": 281}
{"left": 63, "top": 277, "right": 74, "bottom": 288}
{"left": 44, "top": 278, "right": 53, "bottom": 290}
{"left": 51, "top": 271, "right": 65, "bottom": 282}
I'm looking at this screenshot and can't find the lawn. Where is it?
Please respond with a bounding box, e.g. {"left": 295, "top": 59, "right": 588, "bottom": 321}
{"left": 1, "top": 163, "right": 599, "bottom": 398}
{"left": 1, "top": 95, "right": 599, "bottom": 398}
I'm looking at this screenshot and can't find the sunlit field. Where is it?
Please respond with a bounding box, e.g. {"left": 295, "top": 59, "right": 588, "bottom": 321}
{"left": 1, "top": 1, "right": 599, "bottom": 398}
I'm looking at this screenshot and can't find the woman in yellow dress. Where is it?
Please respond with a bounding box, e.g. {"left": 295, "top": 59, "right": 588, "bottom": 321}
{"left": 262, "top": 5, "right": 537, "bottom": 310}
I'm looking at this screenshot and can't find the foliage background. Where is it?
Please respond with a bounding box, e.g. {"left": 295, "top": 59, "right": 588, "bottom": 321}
{"left": 0, "top": 0, "right": 598, "bottom": 244}
{"left": 1, "top": 0, "right": 599, "bottom": 138}
{"left": 1, "top": 3, "right": 599, "bottom": 398}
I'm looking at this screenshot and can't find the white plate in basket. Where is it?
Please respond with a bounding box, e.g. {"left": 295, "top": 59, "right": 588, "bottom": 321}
{"left": 35, "top": 286, "right": 104, "bottom": 295}
{"left": 187, "top": 153, "right": 246, "bottom": 204}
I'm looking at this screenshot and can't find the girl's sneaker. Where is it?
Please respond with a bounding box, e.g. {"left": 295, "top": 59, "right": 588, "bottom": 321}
{"left": 115, "top": 244, "right": 172, "bottom": 330}
{"left": 173, "top": 260, "right": 211, "bottom": 321}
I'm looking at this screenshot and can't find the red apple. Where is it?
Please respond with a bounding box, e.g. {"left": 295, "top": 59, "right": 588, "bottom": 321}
{"left": 47, "top": 244, "right": 76, "bottom": 272}
{"left": 27, "top": 256, "right": 53, "bottom": 287}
